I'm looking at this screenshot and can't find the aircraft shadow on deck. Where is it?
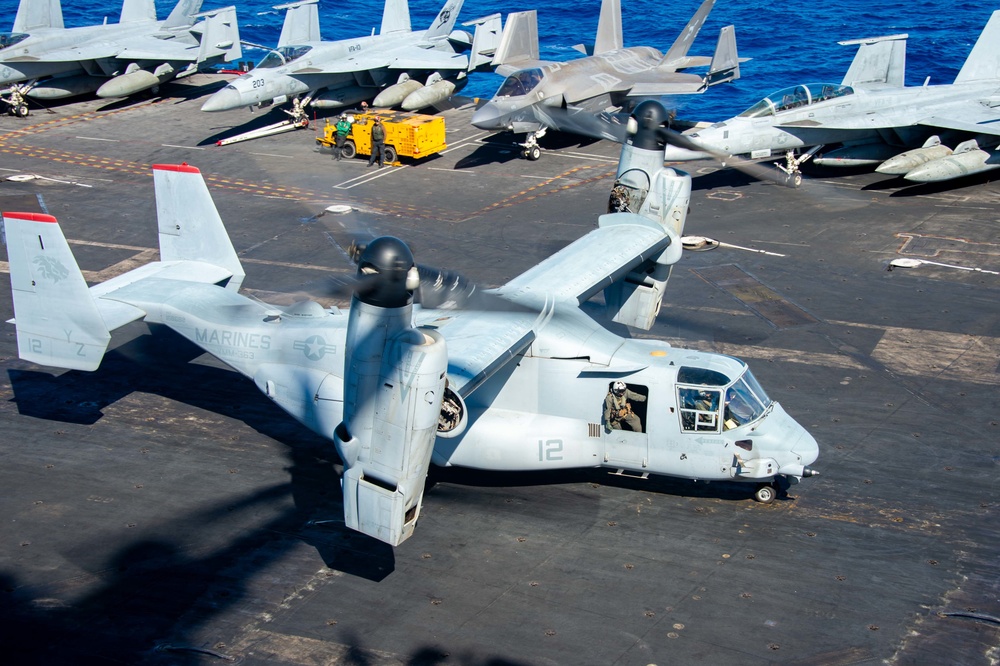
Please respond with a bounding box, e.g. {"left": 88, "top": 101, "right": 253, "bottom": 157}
{"left": 0, "top": 481, "right": 396, "bottom": 665}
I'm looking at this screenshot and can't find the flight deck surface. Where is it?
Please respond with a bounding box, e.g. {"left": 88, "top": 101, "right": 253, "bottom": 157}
{"left": 0, "top": 75, "right": 997, "bottom": 665}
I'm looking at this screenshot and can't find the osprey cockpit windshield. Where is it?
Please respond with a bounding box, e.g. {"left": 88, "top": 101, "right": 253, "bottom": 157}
{"left": 495, "top": 68, "right": 544, "bottom": 97}
{"left": 739, "top": 83, "right": 854, "bottom": 118}
{"left": 676, "top": 365, "right": 772, "bottom": 433}
{"left": 257, "top": 45, "right": 313, "bottom": 68}
{"left": 0, "top": 32, "right": 29, "bottom": 50}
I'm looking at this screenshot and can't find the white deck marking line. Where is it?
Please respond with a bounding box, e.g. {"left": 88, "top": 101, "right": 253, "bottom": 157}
{"left": 161, "top": 144, "right": 205, "bottom": 150}
{"left": 547, "top": 152, "right": 616, "bottom": 162}
{"left": 334, "top": 165, "right": 409, "bottom": 189}
{"left": 75, "top": 136, "right": 119, "bottom": 142}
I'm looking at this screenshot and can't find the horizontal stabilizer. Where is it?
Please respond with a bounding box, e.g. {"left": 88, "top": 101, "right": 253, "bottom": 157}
{"left": 840, "top": 33, "right": 907, "bottom": 87}
{"left": 492, "top": 10, "right": 539, "bottom": 68}
{"left": 276, "top": 0, "right": 320, "bottom": 48}
{"left": 955, "top": 10, "right": 1000, "bottom": 83}
{"left": 2, "top": 212, "right": 111, "bottom": 371}
{"left": 627, "top": 73, "right": 710, "bottom": 96}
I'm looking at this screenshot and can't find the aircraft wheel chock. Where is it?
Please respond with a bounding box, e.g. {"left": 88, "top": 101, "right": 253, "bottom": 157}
{"left": 341, "top": 140, "right": 356, "bottom": 159}
{"left": 753, "top": 483, "right": 776, "bottom": 504}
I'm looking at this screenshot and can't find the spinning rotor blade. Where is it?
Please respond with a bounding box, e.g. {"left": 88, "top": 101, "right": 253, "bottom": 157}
{"left": 532, "top": 104, "right": 791, "bottom": 186}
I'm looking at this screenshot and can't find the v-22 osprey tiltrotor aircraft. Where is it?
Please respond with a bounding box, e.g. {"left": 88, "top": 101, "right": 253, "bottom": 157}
{"left": 2, "top": 100, "right": 818, "bottom": 547}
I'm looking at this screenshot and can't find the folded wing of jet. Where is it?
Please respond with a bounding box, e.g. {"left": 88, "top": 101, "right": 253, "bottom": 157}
{"left": 200, "top": 0, "right": 502, "bottom": 115}
{"left": 0, "top": 0, "right": 241, "bottom": 106}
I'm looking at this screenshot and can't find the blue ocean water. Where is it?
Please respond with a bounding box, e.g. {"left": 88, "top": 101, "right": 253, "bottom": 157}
{"left": 1, "top": 0, "right": 995, "bottom": 121}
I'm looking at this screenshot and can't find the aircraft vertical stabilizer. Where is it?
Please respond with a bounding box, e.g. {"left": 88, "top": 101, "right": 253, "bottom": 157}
{"left": 840, "top": 34, "right": 907, "bottom": 87}
{"left": 13, "top": 0, "right": 64, "bottom": 32}
{"left": 464, "top": 13, "right": 503, "bottom": 71}
{"left": 162, "top": 0, "right": 204, "bottom": 29}
{"left": 955, "top": 10, "right": 1000, "bottom": 83}
{"left": 660, "top": 0, "right": 715, "bottom": 66}
{"left": 120, "top": 0, "right": 157, "bottom": 23}
{"left": 195, "top": 6, "right": 242, "bottom": 64}
{"left": 593, "top": 0, "right": 623, "bottom": 54}
{"left": 276, "top": 0, "right": 320, "bottom": 48}
{"left": 380, "top": 0, "right": 411, "bottom": 34}
{"left": 706, "top": 25, "right": 740, "bottom": 85}
{"left": 423, "top": 0, "right": 464, "bottom": 41}
{"left": 490, "top": 10, "right": 539, "bottom": 68}
{"left": 152, "top": 164, "right": 245, "bottom": 292}
{"left": 1, "top": 212, "right": 111, "bottom": 371}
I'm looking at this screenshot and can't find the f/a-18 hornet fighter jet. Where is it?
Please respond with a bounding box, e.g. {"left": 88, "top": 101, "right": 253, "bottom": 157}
{"left": 666, "top": 9, "right": 1000, "bottom": 187}
{"left": 201, "top": 0, "right": 501, "bottom": 116}
{"left": 471, "top": 0, "right": 742, "bottom": 160}
{"left": 0, "top": 0, "right": 240, "bottom": 114}
{"left": 2, "top": 100, "right": 818, "bottom": 546}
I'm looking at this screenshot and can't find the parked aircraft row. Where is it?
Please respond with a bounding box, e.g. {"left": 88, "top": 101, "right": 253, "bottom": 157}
{"left": 666, "top": 12, "right": 1000, "bottom": 186}
{"left": 3, "top": 0, "right": 999, "bottom": 185}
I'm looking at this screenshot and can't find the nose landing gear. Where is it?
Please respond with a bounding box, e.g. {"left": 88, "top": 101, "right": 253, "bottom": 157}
{"left": 754, "top": 476, "right": 792, "bottom": 503}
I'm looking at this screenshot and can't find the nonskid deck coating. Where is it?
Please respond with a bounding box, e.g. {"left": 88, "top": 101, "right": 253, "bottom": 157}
{"left": 0, "top": 74, "right": 997, "bottom": 665}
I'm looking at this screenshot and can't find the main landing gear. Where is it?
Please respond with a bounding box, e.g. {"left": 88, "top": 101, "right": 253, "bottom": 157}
{"left": 774, "top": 145, "right": 823, "bottom": 188}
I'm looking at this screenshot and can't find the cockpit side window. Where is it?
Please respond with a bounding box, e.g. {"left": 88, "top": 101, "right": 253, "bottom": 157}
{"left": 257, "top": 51, "right": 286, "bottom": 69}
{"left": 738, "top": 83, "right": 854, "bottom": 118}
{"left": 678, "top": 386, "right": 721, "bottom": 433}
{"left": 496, "top": 68, "right": 544, "bottom": 97}
{"left": 0, "top": 32, "right": 29, "bottom": 50}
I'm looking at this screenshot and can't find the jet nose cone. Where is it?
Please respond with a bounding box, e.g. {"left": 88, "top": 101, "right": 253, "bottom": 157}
{"left": 471, "top": 101, "right": 505, "bottom": 130}
{"left": 201, "top": 85, "right": 243, "bottom": 112}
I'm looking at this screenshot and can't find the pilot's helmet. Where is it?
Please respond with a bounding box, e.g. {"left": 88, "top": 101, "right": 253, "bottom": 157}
{"left": 612, "top": 381, "right": 626, "bottom": 396}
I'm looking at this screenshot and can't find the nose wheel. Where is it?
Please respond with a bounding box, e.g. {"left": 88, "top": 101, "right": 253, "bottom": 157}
{"left": 753, "top": 483, "right": 776, "bottom": 503}
{"left": 518, "top": 128, "right": 546, "bottom": 160}
{"left": 753, "top": 477, "right": 790, "bottom": 504}
{"left": 775, "top": 145, "right": 823, "bottom": 188}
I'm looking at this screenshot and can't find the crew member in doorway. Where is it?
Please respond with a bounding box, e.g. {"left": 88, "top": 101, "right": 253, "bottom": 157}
{"left": 333, "top": 113, "right": 352, "bottom": 161}
{"left": 604, "top": 381, "right": 646, "bottom": 433}
{"left": 368, "top": 116, "right": 386, "bottom": 168}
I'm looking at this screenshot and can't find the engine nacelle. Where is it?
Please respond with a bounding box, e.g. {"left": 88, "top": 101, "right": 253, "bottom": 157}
{"left": 337, "top": 324, "right": 448, "bottom": 546}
